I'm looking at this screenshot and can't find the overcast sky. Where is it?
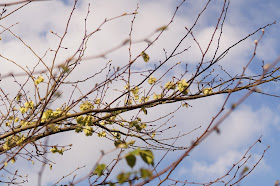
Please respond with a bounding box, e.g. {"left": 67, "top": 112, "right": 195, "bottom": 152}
{"left": 1, "top": 0, "right": 280, "bottom": 185}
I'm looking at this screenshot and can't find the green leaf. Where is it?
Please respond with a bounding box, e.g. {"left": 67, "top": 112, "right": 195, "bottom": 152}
{"left": 140, "top": 168, "right": 152, "bottom": 179}
{"left": 94, "top": 164, "right": 106, "bottom": 176}
{"left": 16, "top": 93, "right": 22, "bottom": 101}
{"left": 117, "top": 172, "right": 131, "bottom": 184}
{"left": 141, "top": 107, "right": 147, "bottom": 115}
{"left": 240, "top": 166, "right": 249, "bottom": 176}
{"left": 141, "top": 51, "right": 150, "bottom": 62}
{"left": 114, "top": 140, "right": 125, "bottom": 147}
{"left": 140, "top": 150, "right": 154, "bottom": 166}
{"left": 130, "top": 148, "right": 142, "bottom": 156}
{"left": 129, "top": 120, "right": 138, "bottom": 128}
{"left": 156, "top": 25, "right": 168, "bottom": 31}
{"left": 59, "top": 64, "right": 69, "bottom": 73}
{"left": 125, "top": 154, "right": 136, "bottom": 168}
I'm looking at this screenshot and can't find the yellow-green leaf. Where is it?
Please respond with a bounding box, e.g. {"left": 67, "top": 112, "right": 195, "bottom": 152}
{"left": 141, "top": 51, "right": 150, "bottom": 62}
{"left": 125, "top": 154, "right": 136, "bottom": 168}
{"left": 156, "top": 25, "right": 168, "bottom": 31}
{"left": 140, "top": 168, "right": 153, "bottom": 179}
{"left": 117, "top": 172, "right": 131, "bottom": 184}
{"left": 94, "top": 164, "right": 106, "bottom": 176}
{"left": 141, "top": 107, "right": 147, "bottom": 115}
{"left": 240, "top": 166, "right": 249, "bottom": 176}
{"left": 140, "top": 150, "right": 154, "bottom": 166}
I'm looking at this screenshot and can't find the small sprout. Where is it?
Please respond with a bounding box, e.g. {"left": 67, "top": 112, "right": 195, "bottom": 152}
{"left": 75, "top": 126, "right": 83, "bottom": 133}
{"left": 262, "top": 29, "right": 264, "bottom": 32}
{"left": 16, "top": 135, "right": 26, "bottom": 145}
{"left": 125, "top": 99, "right": 132, "bottom": 105}
{"left": 145, "top": 96, "right": 149, "bottom": 102}
{"left": 156, "top": 25, "right": 168, "bottom": 32}
{"left": 140, "top": 123, "right": 147, "bottom": 129}
{"left": 98, "top": 131, "right": 106, "bottom": 137}
{"left": 117, "top": 143, "right": 127, "bottom": 148}
{"left": 53, "top": 108, "right": 63, "bottom": 117}
{"left": 138, "top": 96, "right": 149, "bottom": 103}
{"left": 50, "top": 146, "right": 58, "bottom": 153}
{"left": 134, "top": 94, "right": 139, "bottom": 100}
{"left": 254, "top": 40, "right": 258, "bottom": 44}
{"left": 83, "top": 115, "right": 94, "bottom": 126}
{"left": 11, "top": 158, "right": 16, "bottom": 164}
{"left": 263, "top": 64, "right": 270, "bottom": 70}
{"left": 50, "top": 146, "right": 65, "bottom": 155}
{"left": 182, "top": 103, "right": 188, "bottom": 108}
{"left": 114, "top": 140, "right": 126, "bottom": 148}
{"left": 76, "top": 116, "right": 84, "bottom": 124}
{"left": 14, "top": 117, "right": 19, "bottom": 123}
{"left": 95, "top": 98, "right": 101, "bottom": 104}
{"left": 34, "top": 75, "right": 44, "bottom": 85}
{"left": 84, "top": 126, "right": 93, "bottom": 136}
{"left": 132, "top": 86, "right": 139, "bottom": 95}
{"left": 202, "top": 88, "right": 213, "bottom": 95}
{"left": 80, "top": 101, "right": 94, "bottom": 111}
{"left": 141, "top": 51, "right": 150, "bottom": 62}
{"left": 141, "top": 107, "right": 148, "bottom": 115}
{"left": 19, "top": 107, "right": 28, "bottom": 114}
{"left": 177, "top": 79, "right": 189, "bottom": 95}
{"left": 240, "top": 166, "right": 249, "bottom": 176}
{"left": 127, "top": 140, "right": 135, "bottom": 146}
{"left": 16, "top": 93, "right": 22, "bottom": 101}
{"left": 24, "top": 101, "right": 34, "bottom": 109}
{"left": 165, "top": 81, "right": 176, "bottom": 90}
{"left": 148, "top": 76, "right": 157, "bottom": 85}
{"left": 153, "top": 93, "right": 163, "bottom": 100}
{"left": 41, "top": 109, "right": 54, "bottom": 122}
{"left": 124, "top": 83, "right": 129, "bottom": 90}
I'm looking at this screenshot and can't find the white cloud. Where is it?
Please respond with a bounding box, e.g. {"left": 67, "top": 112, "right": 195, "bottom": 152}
{"left": 199, "top": 105, "right": 277, "bottom": 158}
{"left": 190, "top": 150, "right": 242, "bottom": 180}
{"left": 181, "top": 150, "right": 271, "bottom": 184}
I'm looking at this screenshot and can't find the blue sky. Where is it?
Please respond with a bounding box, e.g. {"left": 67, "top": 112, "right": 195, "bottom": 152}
{"left": 1, "top": 0, "right": 280, "bottom": 185}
